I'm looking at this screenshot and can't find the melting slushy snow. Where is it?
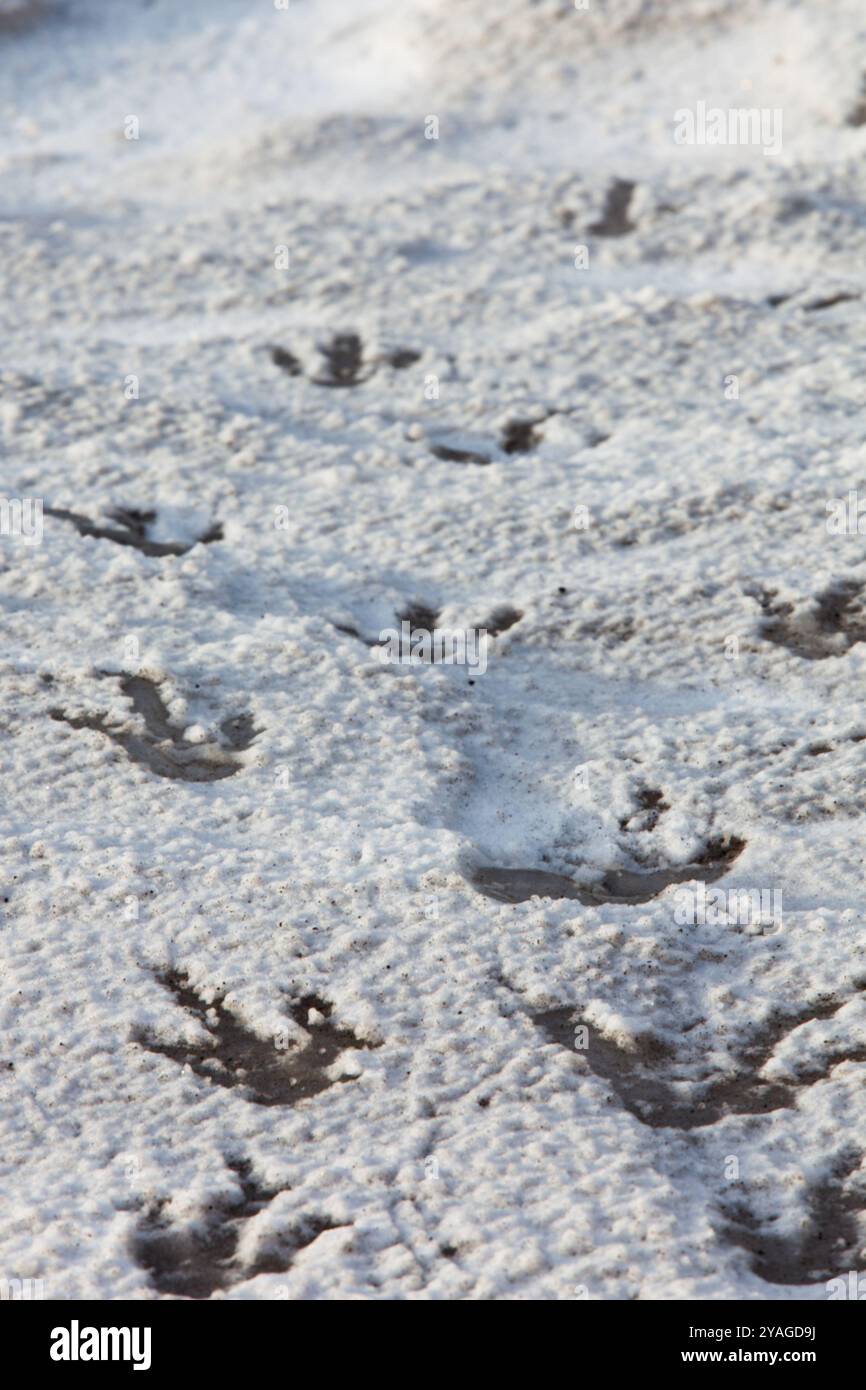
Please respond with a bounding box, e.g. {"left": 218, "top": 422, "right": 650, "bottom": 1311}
{"left": 3, "top": 0, "right": 866, "bottom": 1300}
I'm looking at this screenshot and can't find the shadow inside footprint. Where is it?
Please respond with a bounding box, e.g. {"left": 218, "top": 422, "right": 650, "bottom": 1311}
{"left": 49, "top": 674, "right": 258, "bottom": 782}
{"left": 218, "top": 712, "right": 259, "bottom": 752}
{"left": 757, "top": 580, "right": 866, "bottom": 660}
{"left": 584, "top": 836, "right": 746, "bottom": 905}
{"left": 135, "top": 971, "right": 373, "bottom": 1107}
{"left": 245, "top": 1215, "right": 348, "bottom": 1279}
{"left": 472, "top": 867, "right": 586, "bottom": 904}
{"left": 535, "top": 1007, "right": 688, "bottom": 1123}
{"left": 470, "top": 836, "right": 745, "bottom": 906}
{"left": 721, "top": 1153, "right": 865, "bottom": 1285}
{"left": 45, "top": 506, "right": 222, "bottom": 557}
{"left": 532, "top": 983, "right": 866, "bottom": 1131}
{"left": 133, "top": 1157, "right": 280, "bottom": 1299}
{"left": 620, "top": 787, "right": 668, "bottom": 832}
{"left": 533, "top": 1007, "right": 789, "bottom": 1130}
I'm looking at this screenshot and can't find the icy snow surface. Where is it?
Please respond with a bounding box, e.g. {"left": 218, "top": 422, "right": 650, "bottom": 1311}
{"left": 3, "top": 0, "right": 866, "bottom": 1299}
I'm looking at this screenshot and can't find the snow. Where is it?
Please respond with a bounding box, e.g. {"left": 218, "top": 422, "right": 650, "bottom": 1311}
{"left": 3, "top": 0, "right": 866, "bottom": 1299}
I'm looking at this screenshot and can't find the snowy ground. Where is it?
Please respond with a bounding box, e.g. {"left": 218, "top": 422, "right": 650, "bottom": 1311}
{"left": 3, "top": 0, "right": 866, "bottom": 1300}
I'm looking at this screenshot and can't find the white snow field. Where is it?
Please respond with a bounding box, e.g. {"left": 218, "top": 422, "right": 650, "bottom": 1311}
{"left": 3, "top": 0, "right": 866, "bottom": 1300}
